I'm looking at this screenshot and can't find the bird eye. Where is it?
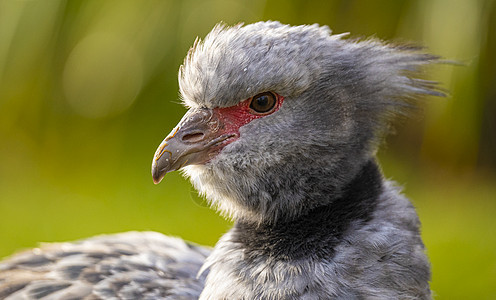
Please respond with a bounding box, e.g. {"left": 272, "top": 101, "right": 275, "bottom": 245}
{"left": 249, "top": 92, "right": 277, "bottom": 114}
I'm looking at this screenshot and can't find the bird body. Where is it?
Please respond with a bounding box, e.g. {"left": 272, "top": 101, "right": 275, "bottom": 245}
{"left": 1, "top": 21, "right": 441, "bottom": 299}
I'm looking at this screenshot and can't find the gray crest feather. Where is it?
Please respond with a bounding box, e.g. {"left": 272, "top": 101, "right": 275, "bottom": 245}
{"left": 179, "top": 21, "right": 443, "bottom": 111}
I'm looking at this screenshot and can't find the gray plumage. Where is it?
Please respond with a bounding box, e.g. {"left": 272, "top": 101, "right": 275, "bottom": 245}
{"left": 0, "top": 21, "right": 442, "bottom": 299}
{"left": 0, "top": 232, "right": 209, "bottom": 299}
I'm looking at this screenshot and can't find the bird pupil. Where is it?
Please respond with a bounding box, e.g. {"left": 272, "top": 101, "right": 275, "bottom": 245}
{"left": 257, "top": 96, "right": 268, "bottom": 107}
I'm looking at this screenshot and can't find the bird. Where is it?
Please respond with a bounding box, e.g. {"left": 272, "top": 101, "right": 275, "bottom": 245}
{"left": 0, "top": 21, "right": 443, "bottom": 299}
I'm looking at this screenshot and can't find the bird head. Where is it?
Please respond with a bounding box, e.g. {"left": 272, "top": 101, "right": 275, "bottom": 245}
{"left": 152, "top": 21, "right": 442, "bottom": 224}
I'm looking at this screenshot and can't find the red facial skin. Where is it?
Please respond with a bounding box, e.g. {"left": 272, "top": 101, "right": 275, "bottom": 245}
{"left": 213, "top": 92, "right": 284, "bottom": 144}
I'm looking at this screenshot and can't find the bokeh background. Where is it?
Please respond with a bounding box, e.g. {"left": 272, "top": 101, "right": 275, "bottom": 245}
{"left": 0, "top": 0, "right": 495, "bottom": 298}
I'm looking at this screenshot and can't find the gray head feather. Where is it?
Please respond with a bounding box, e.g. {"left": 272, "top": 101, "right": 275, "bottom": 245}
{"left": 179, "top": 22, "right": 334, "bottom": 108}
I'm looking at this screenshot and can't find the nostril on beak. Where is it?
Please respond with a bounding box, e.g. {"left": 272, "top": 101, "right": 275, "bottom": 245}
{"left": 181, "top": 132, "right": 205, "bottom": 143}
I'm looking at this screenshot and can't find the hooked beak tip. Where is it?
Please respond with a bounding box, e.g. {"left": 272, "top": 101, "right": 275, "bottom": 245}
{"left": 151, "top": 161, "right": 166, "bottom": 184}
{"left": 152, "top": 177, "right": 163, "bottom": 185}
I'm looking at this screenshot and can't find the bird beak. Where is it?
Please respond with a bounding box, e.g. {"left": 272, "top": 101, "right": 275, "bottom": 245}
{"left": 151, "top": 108, "right": 236, "bottom": 184}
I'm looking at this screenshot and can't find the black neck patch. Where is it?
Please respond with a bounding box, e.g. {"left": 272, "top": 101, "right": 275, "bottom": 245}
{"left": 232, "top": 160, "right": 383, "bottom": 261}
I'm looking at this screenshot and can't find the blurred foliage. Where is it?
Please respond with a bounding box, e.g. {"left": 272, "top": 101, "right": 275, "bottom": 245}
{"left": 0, "top": 0, "right": 495, "bottom": 298}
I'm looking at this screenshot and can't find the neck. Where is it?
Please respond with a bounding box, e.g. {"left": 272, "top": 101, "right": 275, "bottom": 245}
{"left": 199, "top": 160, "right": 385, "bottom": 299}
{"left": 232, "top": 159, "right": 383, "bottom": 260}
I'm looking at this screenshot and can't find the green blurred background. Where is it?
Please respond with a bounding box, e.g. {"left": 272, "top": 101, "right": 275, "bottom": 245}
{"left": 0, "top": 0, "right": 495, "bottom": 298}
